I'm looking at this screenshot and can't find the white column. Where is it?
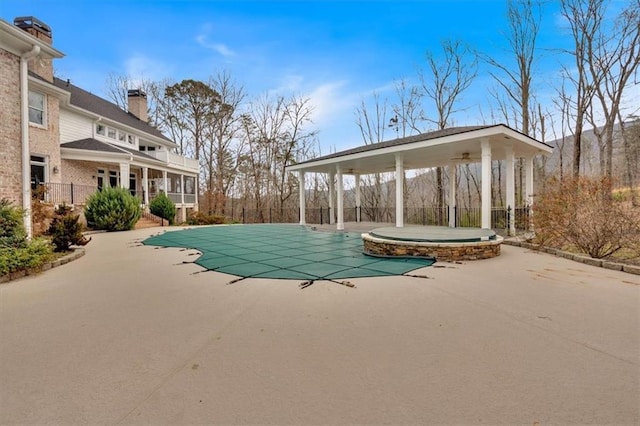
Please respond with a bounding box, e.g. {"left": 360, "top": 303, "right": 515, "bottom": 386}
{"left": 448, "top": 163, "right": 456, "bottom": 228}
{"left": 395, "top": 154, "right": 404, "bottom": 228}
{"left": 355, "top": 174, "right": 361, "bottom": 222}
{"left": 481, "top": 138, "right": 492, "bottom": 229}
{"left": 194, "top": 176, "right": 199, "bottom": 211}
{"left": 299, "top": 171, "right": 306, "bottom": 225}
{"left": 142, "top": 167, "right": 149, "bottom": 205}
{"left": 328, "top": 171, "right": 335, "bottom": 225}
{"left": 505, "top": 146, "right": 516, "bottom": 235}
{"left": 336, "top": 165, "right": 344, "bottom": 230}
{"left": 525, "top": 155, "right": 534, "bottom": 216}
{"left": 180, "top": 175, "right": 185, "bottom": 205}
{"left": 119, "top": 163, "right": 130, "bottom": 189}
{"left": 162, "top": 170, "right": 168, "bottom": 195}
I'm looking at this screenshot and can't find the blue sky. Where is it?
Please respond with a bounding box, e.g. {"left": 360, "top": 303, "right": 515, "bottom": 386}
{"left": 0, "top": 0, "right": 590, "bottom": 151}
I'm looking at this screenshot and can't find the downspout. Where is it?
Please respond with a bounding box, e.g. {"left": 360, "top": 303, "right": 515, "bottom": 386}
{"left": 20, "top": 45, "right": 41, "bottom": 239}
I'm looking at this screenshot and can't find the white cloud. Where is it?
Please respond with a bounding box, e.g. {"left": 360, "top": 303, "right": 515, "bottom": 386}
{"left": 195, "top": 24, "right": 235, "bottom": 57}
{"left": 124, "top": 55, "right": 173, "bottom": 86}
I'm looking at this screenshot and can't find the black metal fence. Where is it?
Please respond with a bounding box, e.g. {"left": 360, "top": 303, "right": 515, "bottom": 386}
{"left": 224, "top": 205, "right": 530, "bottom": 231}
{"left": 39, "top": 183, "right": 98, "bottom": 205}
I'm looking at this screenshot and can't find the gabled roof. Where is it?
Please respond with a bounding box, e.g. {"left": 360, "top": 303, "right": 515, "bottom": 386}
{"left": 52, "top": 77, "right": 172, "bottom": 143}
{"left": 288, "top": 124, "right": 553, "bottom": 174}
{"left": 61, "top": 138, "right": 165, "bottom": 164}
{"left": 299, "top": 126, "right": 490, "bottom": 165}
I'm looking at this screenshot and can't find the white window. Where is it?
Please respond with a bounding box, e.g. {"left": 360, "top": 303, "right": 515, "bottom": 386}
{"left": 96, "top": 124, "right": 105, "bottom": 135}
{"left": 118, "top": 131, "right": 126, "bottom": 142}
{"left": 127, "top": 134, "right": 135, "bottom": 145}
{"left": 107, "top": 127, "right": 116, "bottom": 139}
{"left": 28, "top": 91, "right": 46, "bottom": 126}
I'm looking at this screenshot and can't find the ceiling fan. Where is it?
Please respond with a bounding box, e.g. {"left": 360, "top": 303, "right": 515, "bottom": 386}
{"left": 449, "top": 152, "right": 479, "bottom": 162}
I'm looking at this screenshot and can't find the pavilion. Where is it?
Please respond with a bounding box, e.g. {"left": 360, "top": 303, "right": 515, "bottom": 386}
{"left": 287, "top": 124, "right": 553, "bottom": 236}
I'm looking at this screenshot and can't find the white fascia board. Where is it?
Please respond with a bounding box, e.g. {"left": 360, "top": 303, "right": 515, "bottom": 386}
{"left": 61, "top": 103, "right": 174, "bottom": 147}
{"left": 129, "top": 157, "right": 199, "bottom": 174}
{"left": 28, "top": 76, "right": 70, "bottom": 99}
{"left": 0, "top": 19, "right": 64, "bottom": 58}
{"left": 499, "top": 125, "right": 554, "bottom": 155}
{"left": 60, "top": 147, "right": 130, "bottom": 163}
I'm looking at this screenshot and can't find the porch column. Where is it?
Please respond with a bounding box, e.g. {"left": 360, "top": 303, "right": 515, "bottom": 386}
{"left": 142, "top": 167, "right": 149, "bottom": 205}
{"left": 505, "top": 146, "right": 516, "bottom": 236}
{"left": 525, "top": 155, "right": 534, "bottom": 219}
{"left": 194, "top": 176, "right": 199, "bottom": 211}
{"left": 355, "top": 174, "right": 361, "bottom": 223}
{"left": 299, "top": 170, "right": 306, "bottom": 225}
{"left": 448, "top": 163, "right": 456, "bottom": 228}
{"left": 162, "top": 170, "right": 168, "bottom": 195}
{"left": 336, "top": 164, "right": 344, "bottom": 230}
{"left": 180, "top": 174, "right": 185, "bottom": 205}
{"left": 395, "top": 154, "right": 404, "bottom": 228}
{"left": 481, "top": 138, "right": 492, "bottom": 229}
{"left": 328, "top": 170, "right": 335, "bottom": 224}
{"left": 119, "top": 163, "right": 130, "bottom": 189}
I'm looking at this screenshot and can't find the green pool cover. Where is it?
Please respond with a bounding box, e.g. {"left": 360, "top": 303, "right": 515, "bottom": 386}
{"left": 143, "top": 224, "right": 434, "bottom": 283}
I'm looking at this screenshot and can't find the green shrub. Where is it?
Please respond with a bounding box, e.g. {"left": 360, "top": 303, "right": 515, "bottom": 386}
{"left": 150, "top": 192, "right": 176, "bottom": 225}
{"left": 0, "top": 198, "right": 27, "bottom": 248}
{"left": 48, "top": 204, "right": 91, "bottom": 252}
{"left": 187, "top": 211, "right": 226, "bottom": 225}
{"left": 84, "top": 186, "right": 142, "bottom": 231}
{"left": 0, "top": 237, "right": 53, "bottom": 276}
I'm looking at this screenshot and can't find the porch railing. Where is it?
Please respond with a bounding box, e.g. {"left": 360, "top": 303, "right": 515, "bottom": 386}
{"left": 39, "top": 183, "right": 98, "bottom": 205}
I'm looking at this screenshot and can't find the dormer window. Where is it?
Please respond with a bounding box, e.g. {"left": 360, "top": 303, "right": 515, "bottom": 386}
{"left": 118, "top": 131, "right": 126, "bottom": 142}
{"left": 107, "top": 127, "right": 116, "bottom": 139}
{"left": 96, "top": 123, "right": 105, "bottom": 135}
{"left": 127, "top": 134, "right": 135, "bottom": 145}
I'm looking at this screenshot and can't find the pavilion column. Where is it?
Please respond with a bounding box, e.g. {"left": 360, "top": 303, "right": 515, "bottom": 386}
{"left": 355, "top": 174, "right": 361, "bottom": 223}
{"left": 328, "top": 171, "right": 335, "bottom": 225}
{"left": 481, "top": 138, "right": 492, "bottom": 229}
{"left": 505, "top": 146, "right": 516, "bottom": 236}
{"left": 298, "top": 171, "right": 306, "bottom": 225}
{"left": 395, "top": 154, "right": 404, "bottom": 228}
{"left": 142, "top": 167, "right": 149, "bottom": 206}
{"left": 336, "top": 165, "right": 344, "bottom": 230}
{"left": 525, "top": 155, "right": 534, "bottom": 220}
{"left": 448, "top": 163, "right": 456, "bottom": 228}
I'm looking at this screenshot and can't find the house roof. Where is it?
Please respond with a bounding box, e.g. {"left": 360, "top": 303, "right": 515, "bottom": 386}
{"left": 52, "top": 77, "right": 173, "bottom": 144}
{"left": 61, "top": 138, "right": 165, "bottom": 164}
{"left": 287, "top": 124, "right": 553, "bottom": 175}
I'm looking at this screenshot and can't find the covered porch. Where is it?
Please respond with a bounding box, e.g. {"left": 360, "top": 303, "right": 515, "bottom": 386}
{"left": 287, "top": 125, "right": 552, "bottom": 236}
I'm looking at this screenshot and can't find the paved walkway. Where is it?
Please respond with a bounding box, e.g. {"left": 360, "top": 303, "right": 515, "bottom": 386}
{"left": 1, "top": 227, "right": 638, "bottom": 424}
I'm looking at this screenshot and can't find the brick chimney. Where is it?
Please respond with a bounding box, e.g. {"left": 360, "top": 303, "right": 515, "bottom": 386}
{"left": 14, "top": 16, "right": 54, "bottom": 82}
{"left": 127, "top": 89, "right": 148, "bottom": 122}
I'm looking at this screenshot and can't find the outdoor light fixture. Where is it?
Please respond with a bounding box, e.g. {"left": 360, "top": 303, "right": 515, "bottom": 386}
{"left": 52, "top": 165, "right": 59, "bottom": 174}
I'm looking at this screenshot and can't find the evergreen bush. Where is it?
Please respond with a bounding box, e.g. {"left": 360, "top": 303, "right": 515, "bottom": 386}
{"left": 0, "top": 199, "right": 53, "bottom": 276}
{"left": 84, "top": 186, "right": 142, "bottom": 231}
{"left": 48, "top": 204, "right": 91, "bottom": 252}
{"left": 150, "top": 192, "right": 177, "bottom": 225}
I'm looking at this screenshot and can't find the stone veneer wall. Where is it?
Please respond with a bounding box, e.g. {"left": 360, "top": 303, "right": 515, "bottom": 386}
{"left": 0, "top": 49, "right": 23, "bottom": 204}
{"left": 362, "top": 234, "right": 503, "bottom": 261}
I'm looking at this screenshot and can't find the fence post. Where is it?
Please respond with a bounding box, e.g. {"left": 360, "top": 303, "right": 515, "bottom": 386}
{"left": 70, "top": 183, "right": 74, "bottom": 204}
{"left": 320, "top": 207, "right": 323, "bottom": 225}
{"left": 454, "top": 206, "right": 458, "bottom": 227}
{"left": 269, "top": 208, "right": 272, "bottom": 224}
{"left": 242, "top": 207, "right": 245, "bottom": 224}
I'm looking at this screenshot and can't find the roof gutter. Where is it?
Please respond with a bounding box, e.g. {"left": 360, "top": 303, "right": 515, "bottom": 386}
{"left": 20, "top": 44, "right": 40, "bottom": 239}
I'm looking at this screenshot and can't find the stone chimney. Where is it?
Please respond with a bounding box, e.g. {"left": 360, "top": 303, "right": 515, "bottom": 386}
{"left": 14, "top": 16, "right": 54, "bottom": 82}
{"left": 127, "top": 89, "right": 148, "bottom": 122}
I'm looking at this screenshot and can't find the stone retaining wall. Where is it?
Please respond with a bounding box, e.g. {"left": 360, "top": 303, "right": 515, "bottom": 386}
{"left": 362, "top": 234, "right": 503, "bottom": 261}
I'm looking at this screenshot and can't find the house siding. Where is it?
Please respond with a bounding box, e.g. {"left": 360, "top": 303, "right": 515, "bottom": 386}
{"left": 59, "top": 109, "right": 92, "bottom": 143}
{"left": 0, "top": 48, "right": 23, "bottom": 205}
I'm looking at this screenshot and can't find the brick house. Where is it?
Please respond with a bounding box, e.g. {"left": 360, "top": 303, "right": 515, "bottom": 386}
{"left": 0, "top": 17, "right": 199, "bottom": 237}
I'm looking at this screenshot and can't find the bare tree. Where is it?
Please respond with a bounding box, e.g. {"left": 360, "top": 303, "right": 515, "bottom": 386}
{"left": 583, "top": 0, "right": 640, "bottom": 179}
{"left": 560, "top": 0, "right": 604, "bottom": 178}
{"left": 420, "top": 39, "right": 478, "bottom": 222}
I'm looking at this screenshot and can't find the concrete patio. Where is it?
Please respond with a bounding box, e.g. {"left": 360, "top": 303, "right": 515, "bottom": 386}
{"left": 1, "top": 226, "right": 638, "bottom": 424}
